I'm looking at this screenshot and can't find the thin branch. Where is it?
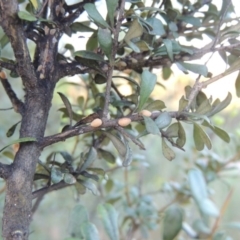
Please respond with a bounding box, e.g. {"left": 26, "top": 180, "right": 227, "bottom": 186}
{"left": 185, "top": 62, "right": 240, "bottom": 109}
{"left": 210, "top": 1, "right": 232, "bottom": 50}
{"left": 209, "top": 189, "right": 233, "bottom": 237}
{"left": 0, "top": 107, "right": 13, "bottom": 111}
{"left": 0, "top": 74, "right": 25, "bottom": 115}
{"left": 31, "top": 194, "right": 44, "bottom": 215}
{"left": 40, "top": 111, "right": 181, "bottom": 148}
{"left": 102, "top": 0, "right": 126, "bottom": 120}
{"left": 62, "top": 0, "right": 97, "bottom": 24}
{"left": 58, "top": 42, "right": 240, "bottom": 78}
{"left": 0, "top": 60, "right": 16, "bottom": 72}
{"left": 0, "top": 163, "right": 12, "bottom": 180}
{"left": 32, "top": 181, "right": 70, "bottom": 199}
{"left": 0, "top": 0, "right": 38, "bottom": 89}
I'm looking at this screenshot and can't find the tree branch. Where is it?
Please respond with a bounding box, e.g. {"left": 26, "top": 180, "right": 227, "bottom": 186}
{"left": 32, "top": 181, "right": 70, "bottom": 199}
{"left": 57, "top": 42, "right": 240, "bottom": 78}
{"left": 40, "top": 111, "right": 182, "bottom": 149}
{"left": 0, "top": 162, "right": 12, "bottom": 180}
{"left": 0, "top": 60, "right": 16, "bottom": 72}
{"left": 62, "top": 0, "right": 97, "bottom": 24}
{"left": 0, "top": 73, "right": 25, "bottom": 115}
{"left": 0, "top": 0, "right": 38, "bottom": 89}
{"left": 102, "top": 0, "right": 125, "bottom": 120}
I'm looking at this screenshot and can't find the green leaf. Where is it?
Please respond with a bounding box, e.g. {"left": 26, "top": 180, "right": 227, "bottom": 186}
{"left": 18, "top": 11, "right": 37, "bottom": 21}
{"left": 178, "top": 96, "right": 188, "bottom": 112}
{"left": 6, "top": 121, "right": 21, "bottom": 137}
{"left": 68, "top": 204, "right": 89, "bottom": 238}
{"left": 30, "top": 0, "right": 38, "bottom": 9}
{"left": 59, "top": 151, "right": 73, "bottom": 164}
{"left": 106, "top": 0, "right": 118, "bottom": 27}
{"left": 79, "top": 147, "right": 97, "bottom": 172}
{"left": 84, "top": 3, "right": 110, "bottom": 29}
{"left": 199, "top": 198, "right": 219, "bottom": 217}
{"left": 193, "top": 123, "right": 212, "bottom": 150}
{"left": 78, "top": 179, "right": 99, "bottom": 195}
{"left": 143, "top": 116, "right": 160, "bottom": 135}
{"left": 81, "top": 222, "right": 100, "bottom": 240}
{"left": 98, "top": 204, "right": 119, "bottom": 240}
{"left": 70, "top": 22, "right": 95, "bottom": 33}
{"left": 64, "top": 173, "right": 76, "bottom": 184}
{"left": 145, "top": 100, "right": 166, "bottom": 111}
{"left": 162, "top": 67, "right": 172, "bottom": 80}
{"left": 138, "top": 70, "right": 157, "bottom": 111}
{"left": 124, "top": 19, "right": 143, "bottom": 43}
{"left": 0, "top": 137, "right": 36, "bottom": 153}
{"left": 2, "top": 151, "right": 14, "bottom": 160}
{"left": 104, "top": 132, "right": 126, "bottom": 157}
{"left": 51, "top": 167, "right": 63, "bottom": 184}
{"left": 165, "top": 123, "right": 179, "bottom": 138}
{"left": 195, "top": 98, "right": 212, "bottom": 115}
{"left": 207, "top": 92, "right": 232, "bottom": 117}
{"left": 235, "top": 71, "right": 240, "bottom": 97}
{"left": 202, "top": 121, "right": 230, "bottom": 143}
{"left": 86, "top": 32, "right": 98, "bottom": 51}
{"left": 58, "top": 92, "right": 73, "bottom": 126}
{"left": 0, "top": 34, "right": 9, "bottom": 48}
{"left": 176, "top": 122, "right": 186, "bottom": 147}
{"left": 163, "top": 205, "right": 183, "bottom": 240}
{"left": 162, "top": 39, "right": 173, "bottom": 61}
{"left": 125, "top": 40, "right": 140, "bottom": 53}
{"left": 177, "top": 61, "right": 208, "bottom": 77}
{"left": 122, "top": 140, "right": 132, "bottom": 167}
{"left": 155, "top": 112, "right": 172, "bottom": 129}
{"left": 98, "top": 28, "right": 113, "bottom": 62}
{"left": 188, "top": 168, "right": 208, "bottom": 201}
{"left": 162, "top": 138, "right": 175, "bottom": 161}
{"left": 74, "top": 50, "right": 104, "bottom": 61}
{"left": 98, "top": 149, "right": 115, "bottom": 164}
{"left": 146, "top": 18, "right": 166, "bottom": 36}
{"left": 178, "top": 16, "right": 201, "bottom": 27}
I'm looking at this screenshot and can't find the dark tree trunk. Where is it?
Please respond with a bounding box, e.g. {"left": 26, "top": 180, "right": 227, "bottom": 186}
{"left": 0, "top": 0, "right": 60, "bottom": 238}
{"left": 2, "top": 84, "right": 55, "bottom": 239}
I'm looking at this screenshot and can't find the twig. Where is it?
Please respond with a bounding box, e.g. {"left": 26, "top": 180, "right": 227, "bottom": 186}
{"left": 31, "top": 194, "right": 44, "bottom": 214}
{"left": 58, "top": 42, "right": 240, "bottom": 79}
{"left": 0, "top": 0, "right": 38, "bottom": 89}
{"left": 124, "top": 168, "right": 131, "bottom": 206}
{"left": 40, "top": 111, "right": 181, "bottom": 148}
{"left": 211, "top": 1, "right": 232, "bottom": 50}
{"left": 0, "top": 163, "right": 12, "bottom": 180}
{"left": 0, "top": 107, "right": 13, "bottom": 111}
{"left": 102, "top": 0, "right": 126, "bottom": 120}
{"left": 36, "top": 0, "right": 49, "bottom": 18}
{"left": 62, "top": 0, "right": 97, "bottom": 24}
{"left": 0, "top": 60, "right": 16, "bottom": 72}
{"left": 0, "top": 75, "right": 25, "bottom": 115}
{"left": 116, "top": 126, "right": 146, "bottom": 150}
{"left": 209, "top": 189, "right": 233, "bottom": 238}
{"left": 32, "top": 181, "right": 70, "bottom": 199}
{"left": 184, "top": 55, "right": 240, "bottom": 111}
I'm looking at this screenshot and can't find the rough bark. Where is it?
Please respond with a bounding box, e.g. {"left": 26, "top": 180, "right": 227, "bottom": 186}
{"left": 3, "top": 85, "right": 55, "bottom": 239}
{"left": 0, "top": 0, "right": 59, "bottom": 238}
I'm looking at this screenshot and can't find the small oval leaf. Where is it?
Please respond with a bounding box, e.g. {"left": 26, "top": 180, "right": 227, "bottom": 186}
{"left": 163, "top": 205, "right": 183, "bottom": 240}
{"left": 138, "top": 70, "right": 157, "bottom": 111}
{"left": 143, "top": 116, "right": 160, "bottom": 135}
{"left": 98, "top": 203, "right": 119, "bottom": 240}
{"left": 162, "top": 138, "right": 175, "bottom": 161}
{"left": 155, "top": 112, "right": 172, "bottom": 129}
